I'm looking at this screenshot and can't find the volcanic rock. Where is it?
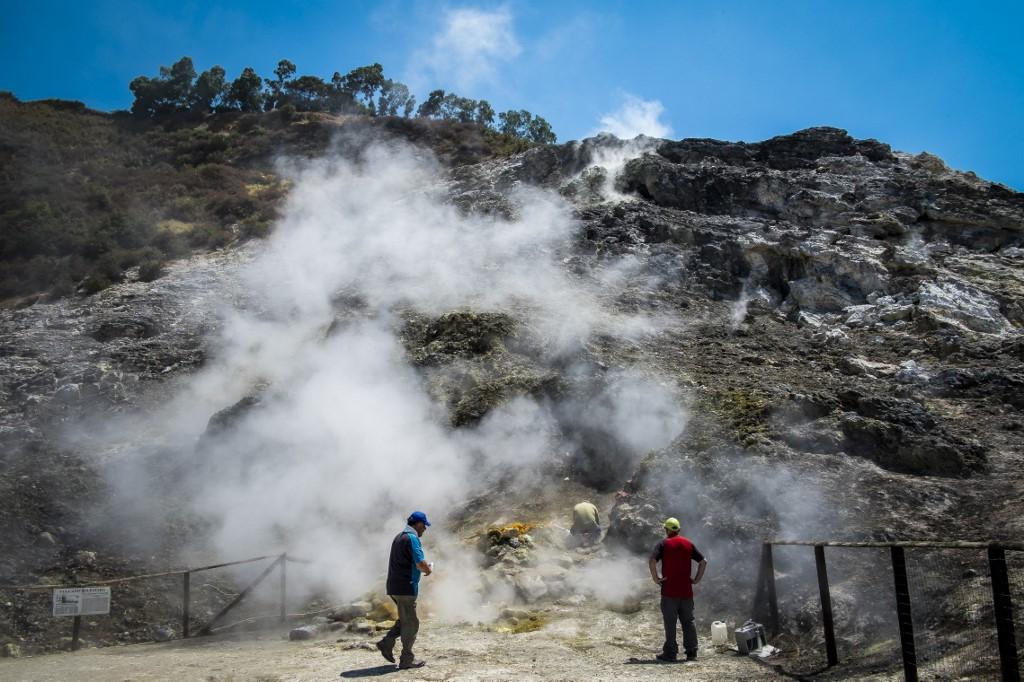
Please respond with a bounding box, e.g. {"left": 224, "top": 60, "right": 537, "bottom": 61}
{"left": 513, "top": 574, "right": 549, "bottom": 603}
{"left": 289, "top": 624, "right": 321, "bottom": 640}
{"left": 2, "top": 120, "right": 1022, "bottom": 661}
{"left": 90, "top": 316, "right": 159, "bottom": 342}
{"left": 150, "top": 625, "right": 174, "bottom": 642}
{"left": 329, "top": 601, "right": 372, "bottom": 622}
{"left": 916, "top": 280, "right": 1011, "bottom": 334}
{"left": 347, "top": 620, "right": 373, "bottom": 635}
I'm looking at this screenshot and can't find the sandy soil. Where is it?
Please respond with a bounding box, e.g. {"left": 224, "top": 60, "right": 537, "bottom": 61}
{"left": 0, "top": 605, "right": 787, "bottom": 682}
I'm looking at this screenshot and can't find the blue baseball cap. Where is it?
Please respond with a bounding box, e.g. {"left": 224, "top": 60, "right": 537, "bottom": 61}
{"left": 408, "top": 511, "right": 431, "bottom": 527}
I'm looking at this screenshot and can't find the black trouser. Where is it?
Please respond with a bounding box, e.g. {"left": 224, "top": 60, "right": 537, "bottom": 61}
{"left": 381, "top": 595, "right": 419, "bottom": 665}
{"left": 660, "top": 597, "right": 697, "bottom": 658}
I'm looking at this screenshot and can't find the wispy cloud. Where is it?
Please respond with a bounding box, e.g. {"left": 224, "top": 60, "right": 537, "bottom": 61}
{"left": 594, "top": 93, "right": 674, "bottom": 139}
{"left": 532, "top": 12, "right": 597, "bottom": 61}
{"left": 410, "top": 6, "right": 521, "bottom": 92}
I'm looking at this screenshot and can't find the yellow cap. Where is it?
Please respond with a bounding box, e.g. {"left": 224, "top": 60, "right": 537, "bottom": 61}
{"left": 663, "top": 517, "right": 680, "bottom": 531}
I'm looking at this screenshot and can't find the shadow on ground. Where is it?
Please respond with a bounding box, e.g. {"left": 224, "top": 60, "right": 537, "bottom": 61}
{"left": 340, "top": 664, "right": 399, "bottom": 678}
{"left": 626, "top": 656, "right": 686, "bottom": 665}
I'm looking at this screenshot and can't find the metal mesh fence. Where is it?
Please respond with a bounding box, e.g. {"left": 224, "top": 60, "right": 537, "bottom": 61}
{"left": 828, "top": 547, "right": 902, "bottom": 671}
{"left": 765, "top": 545, "right": 904, "bottom": 677}
{"left": 760, "top": 543, "right": 1022, "bottom": 681}
{"left": 1009, "top": 550, "right": 1024, "bottom": 674}
{"left": 904, "top": 548, "right": 1001, "bottom": 680}
{"left": 767, "top": 544, "right": 830, "bottom": 672}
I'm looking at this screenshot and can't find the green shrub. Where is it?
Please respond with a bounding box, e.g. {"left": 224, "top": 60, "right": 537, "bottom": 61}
{"left": 196, "top": 163, "right": 234, "bottom": 187}
{"left": 80, "top": 273, "right": 113, "bottom": 294}
{"left": 0, "top": 201, "right": 63, "bottom": 259}
{"left": 236, "top": 114, "right": 262, "bottom": 133}
{"left": 208, "top": 193, "right": 257, "bottom": 220}
{"left": 168, "top": 129, "right": 230, "bottom": 167}
{"left": 239, "top": 218, "right": 271, "bottom": 239}
{"left": 49, "top": 272, "right": 76, "bottom": 297}
{"left": 138, "top": 258, "right": 166, "bottom": 282}
{"left": 93, "top": 252, "right": 127, "bottom": 281}
{"left": 278, "top": 103, "right": 297, "bottom": 122}
{"left": 152, "top": 230, "right": 190, "bottom": 257}
{"left": 187, "top": 223, "right": 232, "bottom": 249}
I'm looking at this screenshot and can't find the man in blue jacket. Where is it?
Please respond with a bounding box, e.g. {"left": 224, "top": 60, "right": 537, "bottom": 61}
{"left": 377, "top": 511, "right": 433, "bottom": 669}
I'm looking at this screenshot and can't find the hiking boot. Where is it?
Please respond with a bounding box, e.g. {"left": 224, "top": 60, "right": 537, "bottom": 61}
{"left": 375, "top": 640, "right": 395, "bottom": 663}
{"left": 655, "top": 653, "right": 677, "bottom": 663}
{"left": 685, "top": 652, "right": 697, "bottom": 661}
{"left": 398, "top": 659, "right": 426, "bottom": 669}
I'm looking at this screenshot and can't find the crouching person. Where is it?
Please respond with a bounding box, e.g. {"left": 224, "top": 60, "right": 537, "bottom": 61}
{"left": 569, "top": 501, "right": 602, "bottom": 547}
{"left": 377, "top": 511, "right": 432, "bottom": 669}
{"left": 648, "top": 517, "right": 707, "bottom": 662}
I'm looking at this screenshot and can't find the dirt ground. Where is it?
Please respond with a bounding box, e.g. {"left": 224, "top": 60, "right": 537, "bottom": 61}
{"left": 0, "top": 604, "right": 787, "bottom": 682}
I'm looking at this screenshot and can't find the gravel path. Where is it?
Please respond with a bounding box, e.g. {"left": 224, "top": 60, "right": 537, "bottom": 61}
{"left": 0, "top": 609, "right": 785, "bottom": 681}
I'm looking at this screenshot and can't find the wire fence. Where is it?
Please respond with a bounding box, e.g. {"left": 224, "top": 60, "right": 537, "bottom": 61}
{"left": 1011, "top": 551, "right": 1024, "bottom": 675}
{"left": 1, "top": 553, "right": 308, "bottom": 651}
{"left": 828, "top": 546, "right": 901, "bottom": 669}
{"left": 754, "top": 541, "right": 1022, "bottom": 681}
{"left": 904, "top": 548, "right": 1001, "bottom": 679}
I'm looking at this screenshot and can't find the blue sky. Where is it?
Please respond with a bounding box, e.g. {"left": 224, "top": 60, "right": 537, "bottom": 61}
{"left": 2, "top": 1, "right": 1021, "bottom": 188}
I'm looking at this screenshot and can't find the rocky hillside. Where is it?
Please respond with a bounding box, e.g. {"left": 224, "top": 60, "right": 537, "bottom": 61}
{"left": 0, "top": 94, "right": 527, "bottom": 301}
{"left": 444, "top": 124, "right": 1023, "bottom": 531}
{"left": 1, "top": 118, "right": 1022, "bottom": 672}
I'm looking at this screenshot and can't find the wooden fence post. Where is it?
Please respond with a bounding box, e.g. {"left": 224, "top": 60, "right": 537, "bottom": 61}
{"left": 891, "top": 546, "right": 918, "bottom": 682}
{"left": 71, "top": 615, "right": 81, "bottom": 651}
{"left": 765, "top": 544, "right": 779, "bottom": 637}
{"left": 988, "top": 545, "right": 1020, "bottom": 682}
{"left": 814, "top": 545, "right": 838, "bottom": 666}
{"left": 279, "top": 553, "right": 287, "bottom": 625}
{"left": 182, "top": 571, "right": 191, "bottom": 639}
{"left": 753, "top": 543, "right": 780, "bottom": 637}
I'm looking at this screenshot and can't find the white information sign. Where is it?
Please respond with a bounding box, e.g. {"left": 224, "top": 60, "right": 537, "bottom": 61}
{"left": 52, "top": 587, "right": 111, "bottom": 617}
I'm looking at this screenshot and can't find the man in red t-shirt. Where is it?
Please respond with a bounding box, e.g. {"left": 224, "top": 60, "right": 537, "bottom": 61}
{"left": 648, "top": 517, "right": 707, "bottom": 662}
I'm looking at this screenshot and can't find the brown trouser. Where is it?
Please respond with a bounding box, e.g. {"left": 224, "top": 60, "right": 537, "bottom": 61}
{"left": 381, "top": 595, "right": 419, "bottom": 665}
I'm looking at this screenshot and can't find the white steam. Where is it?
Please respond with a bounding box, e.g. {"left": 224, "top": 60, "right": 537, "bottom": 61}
{"left": 105, "top": 139, "right": 687, "bottom": 618}
{"left": 730, "top": 280, "right": 751, "bottom": 331}
{"left": 584, "top": 136, "right": 662, "bottom": 202}
{"left": 575, "top": 554, "right": 648, "bottom": 606}
{"left": 594, "top": 94, "right": 673, "bottom": 140}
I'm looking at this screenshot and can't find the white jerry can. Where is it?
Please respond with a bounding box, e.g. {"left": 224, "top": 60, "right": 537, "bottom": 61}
{"left": 711, "top": 620, "right": 729, "bottom": 646}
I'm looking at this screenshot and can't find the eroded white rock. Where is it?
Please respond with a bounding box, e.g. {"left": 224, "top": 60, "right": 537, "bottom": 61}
{"left": 916, "top": 280, "right": 1011, "bottom": 334}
